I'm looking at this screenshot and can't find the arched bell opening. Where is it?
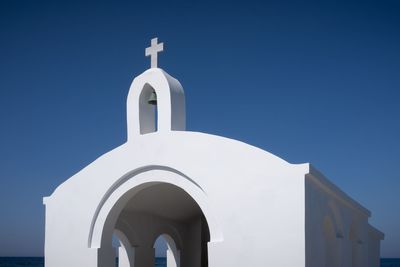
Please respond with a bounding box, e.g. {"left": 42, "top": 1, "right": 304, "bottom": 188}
{"left": 139, "top": 83, "right": 158, "bottom": 134}
{"left": 126, "top": 69, "right": 186, "bottom": 140}
{"left": 99, "top": 181, "right": 211, "bottom": 267}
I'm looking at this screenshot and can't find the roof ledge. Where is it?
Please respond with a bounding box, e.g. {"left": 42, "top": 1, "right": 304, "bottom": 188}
{"left": 306, "top": 164, "right": 371, "bottom": 217}
{"left": 368, "top": 224, "right": 385, "bottom": 240}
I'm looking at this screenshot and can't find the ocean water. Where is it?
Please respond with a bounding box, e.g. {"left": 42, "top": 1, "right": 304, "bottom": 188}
{"left": 0, "top": 257, "right": 44, "bottom": 267}
{"left": 0, "top": 257, "right": 166, "bottom": 267}
{"left": 0, "top": 257, "right": 399, "bottom": 266}
{"left": 381, "top": 258, "right": 400, "bottom": 267}
{"left": 154, "top": 258, "right": 166, "bottom": 267}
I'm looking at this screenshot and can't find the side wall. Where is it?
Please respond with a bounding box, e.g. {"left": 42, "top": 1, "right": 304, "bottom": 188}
{"left": 367, "top": 226, "right": 383, "bottom": 267}
{"left": 44, "top": 199, "right": 99, "bottom": 267}
{"left": 206, "top": 166, "right": 308, "bottom": 267}
{"left": 305, "top": 173, "right": 381, "bottom": 267}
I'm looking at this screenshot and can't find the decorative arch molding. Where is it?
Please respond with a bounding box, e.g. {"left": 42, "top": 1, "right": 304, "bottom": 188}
{"left": 88, "top": 166, "right": 223, "bottom": 249}
{"left": 326, "top": 200, "right": 344, "bottom": 238}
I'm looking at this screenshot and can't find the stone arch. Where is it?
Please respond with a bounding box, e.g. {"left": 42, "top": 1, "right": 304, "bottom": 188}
{"left": 88, "top": 166, "right": 223, "bottom": 266}
{"left": 153, "top": 233, "right": 180, "bottom": 267}
{"left": 113, "top": 229, "right": 135, "bottom": 267}
{"left": 150, "top": 225, "right": 183, "bottom": 251}
{"left": 114, "top": 216, "right": 141, "bottom": 247}
{"left": 127, "top": 68, "right": 185, "bottom": 139}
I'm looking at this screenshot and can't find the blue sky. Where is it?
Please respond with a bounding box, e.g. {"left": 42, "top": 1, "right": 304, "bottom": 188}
{"left": 0, "top": 0, "right": 399, "bottom": 258}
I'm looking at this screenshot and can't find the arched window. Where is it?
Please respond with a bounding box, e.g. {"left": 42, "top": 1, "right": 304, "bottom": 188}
{"left": 153, "top": 234, "right": 180, "bottom": 267}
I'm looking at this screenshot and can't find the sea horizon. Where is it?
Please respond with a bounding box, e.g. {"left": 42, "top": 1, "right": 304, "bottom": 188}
{"left": 0, "top": 257, "right": 399, "bottom": 267}
{"left": 0, "top": 257, "right": 167, "bottom": 267}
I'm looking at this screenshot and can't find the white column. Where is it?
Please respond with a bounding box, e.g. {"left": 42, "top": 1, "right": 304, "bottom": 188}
{"left": 134, "top": 246, "right": 155, "bottom": 267}
{"left": 118, "top": 246, "right": 135, "bottom": 267}
{"left": 97, "top": 246, "right": 116, "bottom": 267}
{"left": 166, "top": 249, "right": 180, "bottom": 267}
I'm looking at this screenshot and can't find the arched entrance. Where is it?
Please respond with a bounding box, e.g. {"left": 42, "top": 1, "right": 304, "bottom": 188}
{"left": 89, "top": 168, "right": 221, "bottom": 267}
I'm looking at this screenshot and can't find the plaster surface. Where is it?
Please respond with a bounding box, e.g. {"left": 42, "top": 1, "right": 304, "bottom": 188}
{"left": 44, "top": 66, "right": 383, "bottom": 267}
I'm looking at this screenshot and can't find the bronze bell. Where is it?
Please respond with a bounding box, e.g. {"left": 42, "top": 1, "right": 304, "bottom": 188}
{"left": 148, "top": 91, "right": 157, "bottom": 105}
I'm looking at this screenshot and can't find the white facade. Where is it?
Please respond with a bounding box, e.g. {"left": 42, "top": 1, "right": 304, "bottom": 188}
{"left": 43, "top": 65, "right": 383, "bottom": 267}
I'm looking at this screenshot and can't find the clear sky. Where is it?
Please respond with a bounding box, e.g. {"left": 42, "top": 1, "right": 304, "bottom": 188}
{"left": 0, "top": 0, "right": 399, "bottom": 258}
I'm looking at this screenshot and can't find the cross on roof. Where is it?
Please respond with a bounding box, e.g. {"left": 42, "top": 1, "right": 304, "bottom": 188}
{"left": 145, "top": 38, "right": 164, "bottom": 68}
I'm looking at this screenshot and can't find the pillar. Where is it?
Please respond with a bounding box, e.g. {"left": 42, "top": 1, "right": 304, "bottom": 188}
{"left": 118, "top": 246, "right": 135, "bottom": 267}
{"left": 166, "top": 248, "right": 180, "bottom": 267}
{"left": 134, "top": 246, "right": 154, "bottom": 267}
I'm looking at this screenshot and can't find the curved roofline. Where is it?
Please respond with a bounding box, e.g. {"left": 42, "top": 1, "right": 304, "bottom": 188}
{"left": 172, "top": 130, "right": 292, "bottom": 165}
{"left": 45, "top": 129, "right": 307, "bottom": 200}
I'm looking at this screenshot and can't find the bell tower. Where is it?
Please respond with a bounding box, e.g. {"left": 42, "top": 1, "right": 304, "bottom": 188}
{"left": 126, "top": 38, "right": 186, "bottom": 139}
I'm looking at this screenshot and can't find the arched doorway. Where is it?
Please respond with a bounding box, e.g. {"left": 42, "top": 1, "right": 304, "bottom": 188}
{"left": 89, "top": 168, "right": 220, "bottom": 267}
{"left": 111, "top": 183, "right": 209, "bottom": 267}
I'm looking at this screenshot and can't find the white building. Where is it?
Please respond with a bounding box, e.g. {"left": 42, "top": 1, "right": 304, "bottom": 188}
{"left": 43, "top": 38, "right": 384, "bottom": 267}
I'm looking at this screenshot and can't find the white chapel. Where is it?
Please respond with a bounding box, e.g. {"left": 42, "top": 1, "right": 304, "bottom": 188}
{"left": 43, "top": 38, "right": 384, "bottom": 267}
